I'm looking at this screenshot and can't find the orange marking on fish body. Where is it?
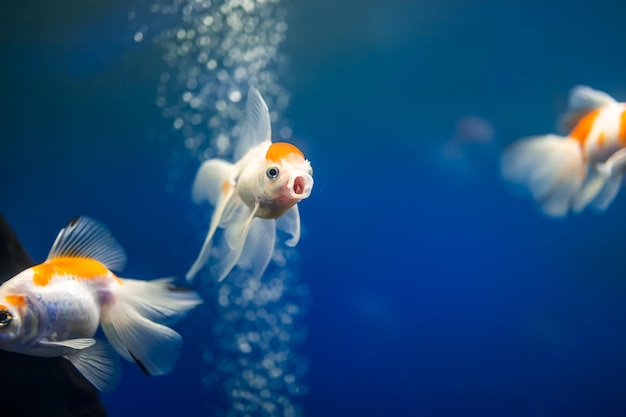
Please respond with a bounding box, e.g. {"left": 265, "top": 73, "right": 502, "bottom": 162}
{"left": 32, "top": 257, "right": 109, "bottom": 286}
{"left": 32, "top": 263, "right": 54, "bottom": 286}
{"left": 597, "top": 132, "right": 606, "bottom": 148}
{"left": 222, "top": 179, "right": 231, "bottom": 193}
{"left": 0, "top": 304, "right": 7, "bottom": 311}
{"left": 266, "top": 142, "right": 304, "bottom": 162}
{"left": 619, "top": 108, "right": 626, "bottom": 146}
{"left": 570, "top": 109, "right": 601, "bottom": 146}
{"left": 5, "top": 295, "right": 26, "bottom": 307}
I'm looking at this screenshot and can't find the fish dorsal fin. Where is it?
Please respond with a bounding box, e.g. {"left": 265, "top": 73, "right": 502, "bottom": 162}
{"left": 47, "top": 217, "right": 127, "bottom": 272}
{"left": 560, "top": 86, "right": 617, "bottom": 133}
{"left": 234, "top": 87, "right": 272, "bottom": 161}
{"left": 569, "top": 85, "right": 616, "bottom": 111}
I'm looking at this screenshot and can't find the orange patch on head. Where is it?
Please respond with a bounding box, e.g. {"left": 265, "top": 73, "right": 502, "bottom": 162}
{"left": 4, "top": 295, "right": 26, "bottom": 307}
{"left": 570, "top": 109, "right": 601, "bottom": 146}
{"left": 266, "top": 142, "right": 304, "bottom": 162}
{"left": 32, "top": 257, "right": 109, "bottom": 286}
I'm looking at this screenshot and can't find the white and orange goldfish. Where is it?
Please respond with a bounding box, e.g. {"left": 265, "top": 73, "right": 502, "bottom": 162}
{"left": 501, "top": 85, "right": 626, "bottom": 217}
{"left": 0, "top": 216, "right": 202, "bottom": 391}
{"left": 186, "top": 87, "right": 314, "bottom": 282}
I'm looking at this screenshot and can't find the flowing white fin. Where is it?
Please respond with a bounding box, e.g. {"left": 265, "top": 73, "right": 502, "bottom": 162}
{"left": 187, "top": 159, "right": 239, "bottom": 281}
{"left": 65, "top": 340, "right": 122, "bottom": 392}
{"left": 233, "top": 87, "right": 272, "bottom": 162}
{"left": 575, "top": 148, "right": 626, "bottom": 212}
{"left": 192, "top": 159, "right": 235, "bottom": 205}
{"left": 568, "top": 85, "right": 617, "bottom": 111}
{"left": 41, "top": 338, "right": 96, "bottom": 350}
{"left": 216, "top": 203, "right": 260, "bottom": 281}
{"left": 591, "top": 174, "right": 622, "bottom": 211}
{"left": 501, "top": 134, "right": 585, "bottom": 217}
{"left": 100, "top": 277, "right": 202, "bottom": 376}
{"left": 573, "top": 168, "right": 610, "bottom": 212}
{"left": 237, "top": 218, "right": 276, "bottom": 280}
{"left": 276, "top": 204, "right": 301, "bottom": 247}
{"left": 47, "top": 216, "right": 127, "bottom": 272}
{"left": 116, "top": 277, "right": 203, "bottom": 326}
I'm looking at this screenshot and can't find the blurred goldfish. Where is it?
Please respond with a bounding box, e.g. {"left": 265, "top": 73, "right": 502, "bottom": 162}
{"left": 501, "top": 85, "right": 626, "bottom": 217}
{"left": 0, "top": 216, "right": 202, "bottom": 391}
{"left": 186, "top": 87, "right": 314, "bottom": 282}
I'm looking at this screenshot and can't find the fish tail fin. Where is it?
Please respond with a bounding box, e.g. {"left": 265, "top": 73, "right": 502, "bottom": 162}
{"left": 187, "top": 159, "right": 238, "bottom": 282}
{"left": 192, "top": 159, "right": 235, "bottom": 206}
{"left": 65, "top": 339, "right": 122, "bottom": 392}
{"left": 101, "top": 277, "right": 202, "bottom": 376}
{"left": 501, "top": 134, "right": 585, "bottom": 217}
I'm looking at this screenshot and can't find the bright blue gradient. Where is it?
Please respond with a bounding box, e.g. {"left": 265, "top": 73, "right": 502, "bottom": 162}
{"left": 2, "top": 0, "right": 626, "bottom": 416}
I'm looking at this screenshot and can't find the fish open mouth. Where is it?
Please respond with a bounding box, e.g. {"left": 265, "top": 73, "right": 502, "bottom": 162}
{"left": 286, "top": 173, "right": 313, "bottom": 200}
{"left": 293, "top": 176, "right": 306, "bottom": 195}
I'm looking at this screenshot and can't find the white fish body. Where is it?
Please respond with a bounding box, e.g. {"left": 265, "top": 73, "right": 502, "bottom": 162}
{"left": 186, "top": 87, "right": 314, "bottom": 282}
{"left": 501, "top": 85, "right": 626, "bottom": 217}
{"left": 0, "top": 217, "right": 202, "bottom": 391}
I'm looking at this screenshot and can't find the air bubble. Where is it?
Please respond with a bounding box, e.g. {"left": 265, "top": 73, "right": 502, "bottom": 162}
{"left": 151, "top": 0, "right": 308, "bottom": 414}
{"left": 228, "top": 89, "right": 242, "bottom": 102}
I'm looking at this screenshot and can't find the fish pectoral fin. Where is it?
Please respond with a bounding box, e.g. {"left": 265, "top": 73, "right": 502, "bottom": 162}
{"left": 276, "top": 204, "right": 301, "bottom": 247}
{"left": 573, "top": 168, "right": 609, "bottom": 212}
{"left": 64, "top": 339, "right": 122, "bottom": 392}
{"left": 41, "top": 338, "right": 96, "bottom": 350}
{"left": 591, "top": 174, "right": 622, "bottom": 212}
{"left": 238, "top": 218, "right": 276, "bottom": 280}
{"left": 216, "top": 203, "right": 260, "bottom": 281}
{"left": 186, "top": 182, "right": 238, "bottom": 282}
{"left": 603, "top": 147, "right": 626, "bottom": 176}
{"left": 575, "top": 150, "right": 626, "bottom": 213}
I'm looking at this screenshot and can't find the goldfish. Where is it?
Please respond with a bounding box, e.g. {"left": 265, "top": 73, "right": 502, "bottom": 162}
{"left": 0, "top": 216, "right": 202, "bottom": 391}
{"left": 501, "top": 85, "right": 626, "bottom": 217}
{"left": 186, "top": 87, "right": 314, "bottom": 282}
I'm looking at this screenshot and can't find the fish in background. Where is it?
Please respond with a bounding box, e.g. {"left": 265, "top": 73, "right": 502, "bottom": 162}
{"left": 186, "top": 87, "right": 314, "bottom": 282}
{"left": 0, "top": 216, "right": 202, "bottom": 392}
{"left": 501, "top": 85, "right": 626, "bottom": 217}
{"left": 0, "top": 213, "right": 107, "bottom": 417}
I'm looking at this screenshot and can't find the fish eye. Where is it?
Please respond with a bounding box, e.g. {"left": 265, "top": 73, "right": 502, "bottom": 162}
{"left": 266, "top": 166, "right": 280, "bottom": 179}
{"left": 0, "top": 310, "right": 13, "bottom": 328}
{"left": 307, "top": 167, "right": 313, "bottom": 176}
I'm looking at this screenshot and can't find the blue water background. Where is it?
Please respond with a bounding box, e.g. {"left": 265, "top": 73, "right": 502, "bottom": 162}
{"left": 3, "top": 0, "right": 626, "bottom": 416}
